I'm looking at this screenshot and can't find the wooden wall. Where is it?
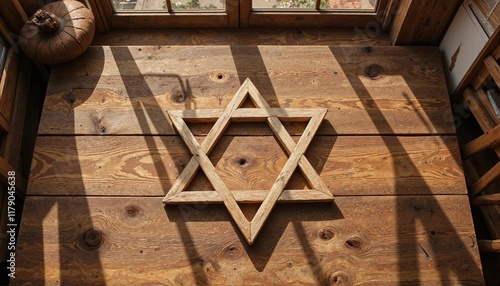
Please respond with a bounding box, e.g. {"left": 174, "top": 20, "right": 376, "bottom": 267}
{"left": 390, "top": 0, "right": 462, "bottom": 45}
{"left": 0, "top": 2, "right": 48, "bottom": 283}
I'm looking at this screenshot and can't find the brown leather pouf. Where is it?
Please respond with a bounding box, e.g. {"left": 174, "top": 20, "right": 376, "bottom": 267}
{"left": 19, "top": 0, "right": 95, "bottom": 65}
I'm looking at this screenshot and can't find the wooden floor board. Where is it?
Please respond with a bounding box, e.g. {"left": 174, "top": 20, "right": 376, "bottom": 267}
{"left": 28, "top": 135, "right": 466, "bottom": 197}
{"left": 92, "top": 28, "right": 391, "bottom": 46}
{"left": 13, "top": 195, "right": 483, "bottom": 285}
{"left": 39, "top": 45, "right": 454, "bottom": 136}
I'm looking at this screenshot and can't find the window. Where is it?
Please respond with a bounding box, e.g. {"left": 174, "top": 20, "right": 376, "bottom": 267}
{"left": 89, "top": 0, "right": 389, "bottom": 29}
{"left": 253, "top": 0, "right": 378, "bottom": 10}
{"left": 112, "top": 0, "right": 377, "bottom": 11}
{"left": 0, "top": 35, "right": 6, "bottom": 80}
{"left": 112, "top": 0, "right": 225, "bottom": 11}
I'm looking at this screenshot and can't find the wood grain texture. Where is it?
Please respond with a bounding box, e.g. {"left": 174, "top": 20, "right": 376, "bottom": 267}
{"left": 40, "top": 45, "right": 454, "bottom": 135}
{"left": 390, "top": 0, "right": 461, "bottom": 45}
{"left": 164, "top": 189, "right": 333, "bottom": 203}
{"left": 92, "top": 28, "right": 391, "bottom": 46}
{"left": 27, "top": 135, "right": 466, "bottom": 196}
{"left": 13, "top": 195, "right": 484, "bottom": 285}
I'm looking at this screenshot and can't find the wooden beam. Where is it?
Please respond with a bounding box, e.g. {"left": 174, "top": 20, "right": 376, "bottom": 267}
{"left": 471, "top": 161, "right": 500, "bottom": 197}
{"left": 168, "top": 108, "right": 328, "bottom": 121}
{"left": 473, "top": 193, "right": 500, "bottom": 205}
{"left": 462, "top": 123, "right": 500, "bottom": 159}
{"left": 478, "top": 239, "right": 500, "bottom": 252}
{"left": 463, "top": 159, "right": 500, "bottom": 240}
{"left": 462, "top": 88, "right": 497, "bottom": 132}
{"left": 475, "top": 89, "right": 500, "bottom": 125}
{"left": 164, "top": 189, "right": 333, "bottom": 204}
{"left": 484, "top": 55, "right": 500, "bottom": 87}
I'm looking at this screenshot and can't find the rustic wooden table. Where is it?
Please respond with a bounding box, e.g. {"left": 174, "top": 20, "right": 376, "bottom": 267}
{"left": 13, "top": 35, "right": 484, "bottom": 284}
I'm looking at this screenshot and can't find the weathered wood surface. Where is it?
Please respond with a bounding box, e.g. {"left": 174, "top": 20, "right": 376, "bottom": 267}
{"left": 13, "top": 195, "right": 483, "bottom": 285}
{"left": 92, "top": 28, "right": 391, "bottom": 46}
{"left": 39, "top": 45, "right": 455, "bottom": 135}
{"left": 28, "top": 135, "right": 466, "bottom": 196}
{"left": 17, "top": 42, "right": 484, "bottom": 284}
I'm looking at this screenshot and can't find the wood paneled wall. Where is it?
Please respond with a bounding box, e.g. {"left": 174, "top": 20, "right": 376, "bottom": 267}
{"left": 390, "top": 0, "right": 462, "bottom": 45}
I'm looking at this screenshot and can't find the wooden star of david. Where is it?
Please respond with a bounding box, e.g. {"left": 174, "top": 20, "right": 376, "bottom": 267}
{"left": 163, "top": 78, "right": 334, "bottom": 244}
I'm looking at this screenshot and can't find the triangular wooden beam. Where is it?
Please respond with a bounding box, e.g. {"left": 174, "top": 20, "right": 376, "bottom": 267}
{"left": 163, "top": 78, "right": 333, "bottom": 244}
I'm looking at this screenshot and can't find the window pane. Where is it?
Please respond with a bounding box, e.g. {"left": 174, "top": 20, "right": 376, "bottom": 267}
{"left": 0, "top": 36, "right": 7, "bottom": 80}
{"left": 172, "top": 0, "right": 224, "bottom": 10}
{"left": 254, "top": 0, "right": 315, "bottom": 9}
{"left": 323, "top": 0, "right": 377, "bottom": 9}
{"left": 112, "top": 0, "right": 224, "bottom": 11}
{"left": 253, "top": 0, "right": 378, "bottom": 10}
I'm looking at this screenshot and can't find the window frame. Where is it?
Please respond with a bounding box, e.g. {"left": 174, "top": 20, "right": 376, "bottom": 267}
{"left": 0, "top": 36, "right": 7, "bottom": 80}
{"left": 90, "top": 0, "right": 391, "bottom": 30}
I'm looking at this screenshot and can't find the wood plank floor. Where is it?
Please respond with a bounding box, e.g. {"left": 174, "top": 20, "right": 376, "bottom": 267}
{"left": 13, "top": 34, "right": 484, "bottom": 285}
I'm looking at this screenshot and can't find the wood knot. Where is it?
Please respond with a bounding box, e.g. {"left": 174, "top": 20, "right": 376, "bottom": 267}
{"left": 125, "top": 205, "right": 141, "bottom": 218}
{"left": 329, "top": 271, "right": 353, "bottom": 285}
{"left": 318, "top": 227, "right": 335, "bottom": 240}
{"left": 237, "top": 158, "right": 248, "bottom": 167}
{"left": 171, "top": 90, "right": 186, "bottom": 104}
{"left": 63, "top": 92, "right": 75, "bottom": 105}
{"left": 345, "top": 237, "right": 363, "bottom": 250}
{"left": 364, "top": 46, "right": 372, "bottom": 53}
{"left": 210, "top": 71, "right": 229, "bottom": 83}
{"left": 83, "top": 229, "right": 103, "bottom": 249}
{"left": 223, "top": 244, "right": 243, "bottom": 259}
{"left": 365, "top": 64, "right": 383, "bottom": 79}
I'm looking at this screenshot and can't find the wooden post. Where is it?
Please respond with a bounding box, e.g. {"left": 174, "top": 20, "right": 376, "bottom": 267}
{"left": 462, "top": 123, "right": 500, "bottom": 159}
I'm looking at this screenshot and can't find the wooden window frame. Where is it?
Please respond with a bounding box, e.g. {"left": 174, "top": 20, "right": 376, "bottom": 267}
{"left": 0, "top": 17, "right": 18, "bottom": 133}
{"left": 470, "top": 0, "right": 500, "bottom": 37}
{"left": 0, "top": 36, "right": 6, "bottom": 79}
{"left": 89, "top": 0, "right": 390, "bottom": 30}
{"left": 241, "top": 0, "right": 390, "bottom": 27}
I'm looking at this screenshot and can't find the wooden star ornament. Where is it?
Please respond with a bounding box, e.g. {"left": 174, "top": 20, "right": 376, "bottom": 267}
{"left": 163, "top": 78, "right": 334, "bottom": 244}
